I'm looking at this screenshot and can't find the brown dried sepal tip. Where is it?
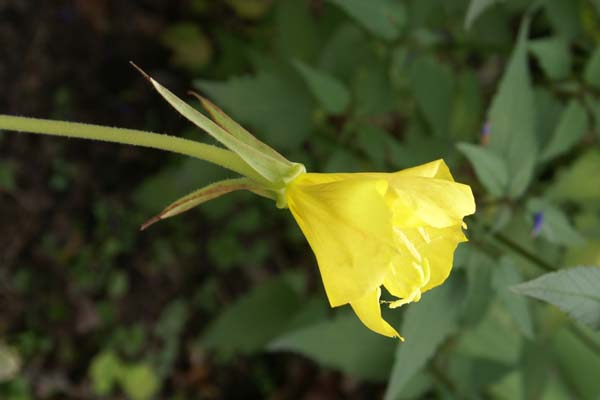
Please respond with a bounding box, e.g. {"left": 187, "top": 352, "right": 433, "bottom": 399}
{"left": 129, "top": 61, "right": 152, "bottom": 82}
{"left": 139, "top": 215, "right": 162, "bottom": 231}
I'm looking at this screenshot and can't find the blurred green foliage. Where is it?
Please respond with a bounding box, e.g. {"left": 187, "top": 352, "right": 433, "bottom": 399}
{"left": 1, "top": 0, "right": 600, "bottom": 399}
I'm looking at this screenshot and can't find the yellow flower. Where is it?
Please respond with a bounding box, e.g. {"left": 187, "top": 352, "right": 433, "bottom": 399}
{"left": 0, "top": 71, "right": 475, "bottom": 340}
{"left": 285, "top": 159, "right": 475, "bottom": 339}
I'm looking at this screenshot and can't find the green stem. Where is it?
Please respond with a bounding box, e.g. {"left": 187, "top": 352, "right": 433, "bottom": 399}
{"left": 570, "top": 324, "right": 600, "bottom": 355}
{"left": 492, "top": 231, "right": 556, "bottom": 272}
{"left": 0, "top": 115, "right": 265, "bottom": 182}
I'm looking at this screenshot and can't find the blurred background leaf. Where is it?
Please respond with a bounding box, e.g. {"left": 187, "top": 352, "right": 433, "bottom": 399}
{"left": 457, "top": 142, "right": 509, "bottom": 196}
{"left": 0, "top": 345, "right": 19, "bottom": 383}
{"left": 486, "top": 17, "right": 537, "bottom": 199}
{"left": 269, "top": 311, "right": 394, "bottom": 382}
{"left": 385, "top": 277, "right": 464, "bottom": 399}
{"left": 327, "top": 0, "right": 406, "bottom": 40}
{"left": 513, "top": 266, "right": 600, "bottom": 330}
{"left": 465, "top": 0, "right": 503, "bottom": 29}
{"left": 200, "top": 273, "right": 306, "bottom": 359}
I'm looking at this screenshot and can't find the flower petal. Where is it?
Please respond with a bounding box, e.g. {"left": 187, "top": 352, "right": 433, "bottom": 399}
{"left": 286, "top": 174, "right": 395, "bottom": 307}
{"left": 419, "top": 225, "right": 467, "bottom": 291}
{"left": 393, "top": 159, "right": 454, "bottom": 180}
{"left": 350, "top": 288, "right": 403, "bottom": 339}
{"left": 389, "top": 177, "right": 475, "bottom": 229}
{"left": 384, "top": 225, "right": 467, "bottom": 301}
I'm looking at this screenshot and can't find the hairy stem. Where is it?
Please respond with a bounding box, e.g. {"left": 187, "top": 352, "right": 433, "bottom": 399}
{"left": 0, "top": 115, "right": 265, "bottom": 182}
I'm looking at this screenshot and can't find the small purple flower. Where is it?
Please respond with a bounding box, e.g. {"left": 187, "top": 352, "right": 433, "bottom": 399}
{"left": 480, "top": 122, "right": 490, "bottom": 145}
{"left": 531, "top": 212, "right": 544, "bottom": 236}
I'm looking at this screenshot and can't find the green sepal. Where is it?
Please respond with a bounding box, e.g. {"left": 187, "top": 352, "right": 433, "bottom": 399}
{"left": 131, "top": 63, "right": 296, "bottom": 185}
{"left": 140, "top": 178, "right": 274, "bottom": 230}
{"left": 189, "top": 92, "right": 292, "bottom": 166}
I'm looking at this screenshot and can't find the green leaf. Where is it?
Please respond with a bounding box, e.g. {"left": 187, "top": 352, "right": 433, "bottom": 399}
{"left": 0, "top": 160, "right": 16, "bottom": 192}
{"left": 590, "top": 0, "right": 600, "bottom": 15}
{"left": 462, "top": 250, "right": 494, "bottom": 327}
{"left": 160, "top": 23, "right": 212, "bottom": 70}
{"left": 541, "top": 100, "right": 587, "bottom": 161}
{"left": 565, "top": 239, "right": 600, "bottom": 268}
{"left": 280, "top": 296, "right": 329, "bottom": 332}
{"left": 152, "top": 300, "right": 189, "bottom": 377}
{"left": 445, "top": 355, "right": 513, "bottom": 396}
{"left": 352, "top": 59, "right": 396, "bottom": 117}
{"left": 89, "top": 351, "right": 123, "bottom": 396}
{"left": 492, "top": 257, "right": 534, "bottom": 338}
{"left": 275, "top": 0, "right": 319, "bottom": 62}
{"left": 465, "top": 2, "right": 512, "bottom": 46}
{"left": 121, "top": 363, "right": 159, "bottom": 400}
{"left": 357, "top": 124, "right": 389, "bottom": 170}
{"left": 535, "top": 88, "right": 564, "bottom": 148}
{"left": 405, "top": 0, "right": 437, "bottom": 29}
{"left": 409, "top": 56, "right": 454, "bottom": 137}
{"left": 456, "top": 142, "right": 509, "bottom": 196}
{"left": 226, "top": 0, "right": 272, "bottom": 19}
{"left": 323, "top": 148, "right": 362, "bottom": 173}
{"left": 201, "top": 273, "right": 305, "bottom": 358}
{"left": 487, "top": 17, "right": 537, "bottom": 198}
{"left": 450, "top": 71, "right": 484, "bottom": 141}
{"left": 584, "top": 47, "right": 600, "bottom": 88}
{"left": 455, "top": 304, "right": 522, "bottom": 365}
{"left": 540, "top": 376, "right": 572, "bottom": 400}
{"left": 389, "top": 125, "right": 448, "bottom": 169}
{"left": 464, "top": 0, "right": 503, "bottom": 30}
{"left": 585, "top": 95, "right": 600, "bottom": 141}
{"left": 384, "top": 280, "right": 463, "bottom": 399}
{"left": 197, "top": 69, "right": 313, "bottom": 152}
{"left": 395, "top": 374, "right": 435, "bottom": 400}
{"left": 529, "top": 36, "right": 571, "bottom": 81}
{"left": 527, "top": 198, "right": 586, "bottom": 246}
{"left": 489, "top": 371, "right": 524, "bottom": 400}
{"left": 551, "top": 326, "right": 600, "bottom": 398}
{"left": 0, "top": 344, "right": 20, "bottom": 382}
{"left": 549, "top": 149, "right": 600, "bottom": 206}
{"left": 521, "top": 340, "right": 555, "bottom": 400}
{"left": 268, "top": 311, "right": 395, "bottom": 382}
{"left": 319, "top": 24, "right": 369, "bottom": 81}
{"left": 544, "top": 0, "right": 581, "bottom": 39}
{"left": 512, "top": 266, "right": 600, "bottom": 329}
{"left": 293, "top": 60, "right": 350, "bottom": 114}
{"left": 327, "top": 0, "right": 406, "bottom": 40}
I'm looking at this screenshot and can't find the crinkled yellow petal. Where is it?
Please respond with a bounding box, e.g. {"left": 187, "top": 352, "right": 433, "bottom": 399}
{"left": 286, "top": 174, "right": 394, "bottom": 307}
{"left": 350, "top": 288, "right": 403, "bottom": 339}
{"left": 384, "top": 225, "right": 467, "bottom": 302}
{"left": 419, "top": 225, "right": 467, "bottom": 291}
{"left": 349, "top": 160, "right": 452, "bottom": 183}
{"left": 389, "top": 177, "right": 475, "bottom": 229}
{"left": 393, "top": 159, "right": 454, "bottom": 180}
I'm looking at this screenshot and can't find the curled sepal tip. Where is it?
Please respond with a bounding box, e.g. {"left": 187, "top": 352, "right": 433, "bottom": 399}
{"left": 140, "top": 177, "right": 274, "bottom": 231}
{"left": 129, "top": 62, "right": 297, "bottom": 186}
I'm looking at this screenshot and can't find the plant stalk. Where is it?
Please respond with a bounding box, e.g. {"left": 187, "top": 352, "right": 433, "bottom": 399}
{"left": 0, "top": 115, "right": 265, "bottom": 182}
